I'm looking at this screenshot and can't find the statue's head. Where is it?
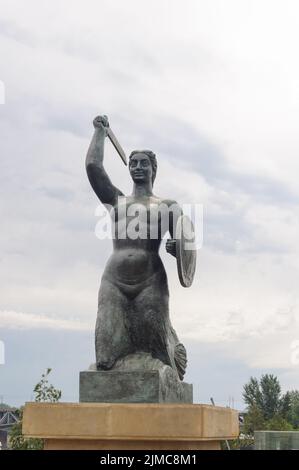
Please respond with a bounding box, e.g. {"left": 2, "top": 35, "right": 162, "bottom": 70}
{"left": 129, "top": 150, "right": 157, "bottom": 186}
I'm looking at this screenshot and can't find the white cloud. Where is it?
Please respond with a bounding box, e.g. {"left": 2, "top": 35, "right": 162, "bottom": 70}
{"left": 0, "top": 310, "right": 91, "bottom": 331}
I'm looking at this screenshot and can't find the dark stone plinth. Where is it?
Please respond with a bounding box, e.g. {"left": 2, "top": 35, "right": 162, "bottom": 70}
{"left": 79, "top": 369, "right": 193, "bottom": 404}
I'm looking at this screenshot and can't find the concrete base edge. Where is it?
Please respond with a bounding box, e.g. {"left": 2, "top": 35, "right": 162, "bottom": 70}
{"left": 23, "top": 402, "right": 239, "bottom": 451}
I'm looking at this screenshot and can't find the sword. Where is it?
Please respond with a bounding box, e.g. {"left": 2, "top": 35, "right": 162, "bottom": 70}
{"left": 106, "top": 126, "right": 127, "bottom": 166}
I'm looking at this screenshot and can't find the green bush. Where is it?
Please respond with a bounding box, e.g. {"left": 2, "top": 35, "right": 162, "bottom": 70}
{"left": 9, "top": 368, "right": 61, "bottom": 450}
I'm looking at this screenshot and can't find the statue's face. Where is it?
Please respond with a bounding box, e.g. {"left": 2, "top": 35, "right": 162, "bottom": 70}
{"left": 129, "top": 153, "right": 153, "bottom": 184}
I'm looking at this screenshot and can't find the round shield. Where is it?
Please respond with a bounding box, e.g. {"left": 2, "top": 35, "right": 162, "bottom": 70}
{"left": 176, "top": 215, "right": 197, "bottom": 287}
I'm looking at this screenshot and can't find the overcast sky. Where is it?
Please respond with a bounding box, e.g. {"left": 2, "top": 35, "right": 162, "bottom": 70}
{"left": 1, "top": 0, "right": 299, "bottom": 408}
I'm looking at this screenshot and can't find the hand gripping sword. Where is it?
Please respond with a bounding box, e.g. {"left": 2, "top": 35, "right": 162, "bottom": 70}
{"left": 103, "top": 116, "right": 127, "bottom": 166}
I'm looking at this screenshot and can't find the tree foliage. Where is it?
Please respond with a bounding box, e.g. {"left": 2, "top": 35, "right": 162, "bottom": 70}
{"left": 33, "top": 368, "right": 62, "bottom": 403}
{"left": 242, "top": 374, "right": 295, "bottom": 434}
{"left": 285, "top": 390, "right": 299, "bottom": 429}
{"left": 243, "top": 405, "right": 266, "bottom": 435}
{"left": 9, "top": 408, "right": 44, "bottom": 450}
{"left": 9, "top": 368, "right": 61, "bottom": 450}
{"left": 0, "top": 402, "right": 14, "bottom": 410}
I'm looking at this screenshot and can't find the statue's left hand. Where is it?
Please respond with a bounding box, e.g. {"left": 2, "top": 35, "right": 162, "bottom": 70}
{"left": 166, "top": 239, "right": 176, "bottom": 257}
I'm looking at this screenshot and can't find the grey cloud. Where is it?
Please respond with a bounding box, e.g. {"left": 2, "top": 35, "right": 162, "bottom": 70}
{"left": 136, "top": 115, "right": 299, "bottom": 205}
{"left": 0, "top": 19, "right": 36, "bottom": 46}
{"left": 37, "top": 186, "right": 74, "bottom": 201}
{"left": 119, "top": 115, "right": 297, "bottom": 254}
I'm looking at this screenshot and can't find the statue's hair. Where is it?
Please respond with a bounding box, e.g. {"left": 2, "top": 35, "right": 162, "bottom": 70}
{"left": 129, "top": 150, "right": 157, "bottom": 184}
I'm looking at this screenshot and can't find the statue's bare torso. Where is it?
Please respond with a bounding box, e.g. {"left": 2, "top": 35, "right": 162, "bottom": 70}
{"left": 108, "top": 195, "right": 177, "bottom": 284}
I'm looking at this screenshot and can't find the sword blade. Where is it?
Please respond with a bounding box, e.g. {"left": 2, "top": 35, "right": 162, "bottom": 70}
{"left": 107, "top": 127, "right": 127, "bottom": 166}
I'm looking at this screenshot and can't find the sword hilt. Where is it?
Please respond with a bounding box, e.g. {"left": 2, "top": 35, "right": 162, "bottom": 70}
{"left": 93, "top": 115, "right": 127, "bottom": 166}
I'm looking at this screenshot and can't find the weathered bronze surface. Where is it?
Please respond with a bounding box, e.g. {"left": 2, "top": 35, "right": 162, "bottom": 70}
{"left": 85, "top": 115, "right": 196, "bottom": 383}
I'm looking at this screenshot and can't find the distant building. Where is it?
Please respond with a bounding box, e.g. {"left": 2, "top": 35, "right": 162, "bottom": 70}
{"left": 0, "top": 408, "right": 19, "bottom": 450}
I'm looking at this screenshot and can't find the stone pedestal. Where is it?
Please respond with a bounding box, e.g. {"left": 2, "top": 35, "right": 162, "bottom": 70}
{"left": 22, "top": 402, "right": 239, "bottom": 450}
{"left": 80, "top": 370, "right": 193, "bottom": 403}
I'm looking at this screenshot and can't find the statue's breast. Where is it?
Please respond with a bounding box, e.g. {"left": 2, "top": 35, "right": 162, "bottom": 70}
{"left": 113, "top": 199, "right": 167, "bottom": 240}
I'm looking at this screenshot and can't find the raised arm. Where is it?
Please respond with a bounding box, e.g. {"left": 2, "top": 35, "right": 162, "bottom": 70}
{"left": 86, "top": 115, "right": 123, "bottom": 206}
